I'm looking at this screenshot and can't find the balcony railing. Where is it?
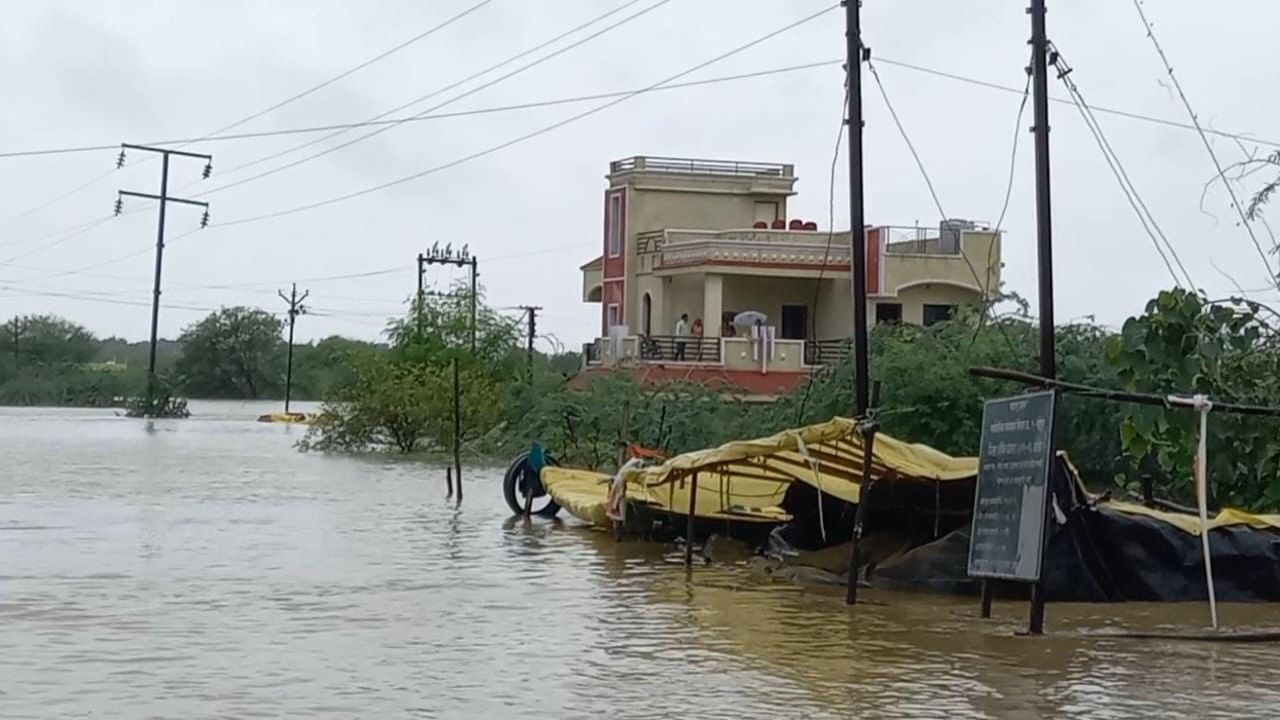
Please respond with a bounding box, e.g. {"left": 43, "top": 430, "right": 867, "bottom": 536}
{"left": 638, "top": 335, "right": 722, "bottom": 363}
{"left": 655, "top": 228, "right": 850, "bottom": 270}
{"left": 803, "top": 338, "right": 851, "bottom": 367}
{"left": 610, "top": 156, "right": 793, "bottom": 178}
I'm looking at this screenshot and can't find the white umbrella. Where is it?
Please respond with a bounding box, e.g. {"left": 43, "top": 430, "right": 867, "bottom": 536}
{"left": 733, "top": 310, "right": 768, "bottom": 326}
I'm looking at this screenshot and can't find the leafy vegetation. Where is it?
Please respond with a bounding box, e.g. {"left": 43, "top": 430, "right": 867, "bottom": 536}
{"left": 11, "top": 283, "right": 1280, "bottom": 510}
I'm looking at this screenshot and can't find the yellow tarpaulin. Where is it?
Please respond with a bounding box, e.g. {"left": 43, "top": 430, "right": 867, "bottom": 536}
{"left": 541, "top": 417, "right": 977, "bottom": 527}
{"left": 1102, "top": 500, "right": 1280, "bottom": 535}
{"left": 541, "top": 416, "right": 1280, "bottom": 538}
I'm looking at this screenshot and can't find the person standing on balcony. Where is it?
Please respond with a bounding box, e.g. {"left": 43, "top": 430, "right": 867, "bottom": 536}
{"left": 691, "top": 317, "right": 704, "bottom": 361}
{"left": 674, "top": 313, "right": 689, "bottom": 361}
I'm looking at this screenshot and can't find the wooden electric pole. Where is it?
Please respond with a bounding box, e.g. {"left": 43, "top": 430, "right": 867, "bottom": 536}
{"left": 1027, "top": 0, "right": 1058, "bottom": 637}
{"left": 845, "top": 0, "right": 869, "bottom": 419}
{"left": 277, "top": 283, "right": 309, "bottom": 414}
{"left": 518, "top": 305, "right": 541, "bottom": 379}
{"left": 116, "top": 143, "right": 212, "bottom": 411}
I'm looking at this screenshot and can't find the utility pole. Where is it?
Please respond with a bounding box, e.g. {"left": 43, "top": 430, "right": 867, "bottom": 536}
{"left": 417, "top": 243, "right": 478, "bottom": 350}
{"left": 116, "top": 143, "right": 212, "bottom": 408}
{"left": 518, "top": 305, "right": 542, "bottom": 378}
{"left": 277, "top": 283, "right": 310, "bottom": 414}
{"left": 418, "top": 242, "right": 477, "bottom": 502}
{"left": 1028, "top": 0, "right": 1057, "bottom": 637}
{"left": 6, "top": 317, "right": 26, "bottom": 361}
{"left": 844, "top": 0, "right": 869, "bottom": 418}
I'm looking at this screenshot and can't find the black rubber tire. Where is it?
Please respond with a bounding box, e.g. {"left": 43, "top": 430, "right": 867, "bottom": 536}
{"left": 503, "top": 451, "right": 561, "bottom": 518}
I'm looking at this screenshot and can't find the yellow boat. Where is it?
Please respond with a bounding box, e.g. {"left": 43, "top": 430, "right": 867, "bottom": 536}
{"left": 256, "top": 412, "right": 310, "bottom": 424}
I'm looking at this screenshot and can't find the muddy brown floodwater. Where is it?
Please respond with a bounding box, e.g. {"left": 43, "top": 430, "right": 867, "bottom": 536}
{"left": 3, "top": 403, "right": 1279, "bottom": 719}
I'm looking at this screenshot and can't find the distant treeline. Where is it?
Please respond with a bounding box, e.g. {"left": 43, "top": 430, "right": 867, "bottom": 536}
{"left": 0, "top": 311, "right": 388, "bottom": 406}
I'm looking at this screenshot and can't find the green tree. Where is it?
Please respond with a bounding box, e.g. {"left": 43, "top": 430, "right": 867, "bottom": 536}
{"left": 301, "top": 285, "right": 521, "bottom": 453}
{"left": 1107, "top": 288, "right": 1280, "bottom": 509}
{"left": 1, "top": 314, "right": 97, "bottom": 365}
{"left": 176, "top": 307, "right": 284, "bottom": 399}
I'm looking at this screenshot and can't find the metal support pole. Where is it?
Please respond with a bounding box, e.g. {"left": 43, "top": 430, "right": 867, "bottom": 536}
{"left": 278, "top": 282, "right": 308, "bottom": 415}
{"left": 146, "top": 152, "right": 170, "bottom": 402}
{"left": 1028, "top": 0, "right": 1056, "bottom": 637}
{"left": 470, "top": 258, "right": 478, "bottom": 353}
{"left": 846, "top": 419, "right": 878, "bottom": 605}
{"left": 685, "top": 472, "right": 699, "bottom": 568}
{"left": 844, "top": 0, "right": 869, "bottom": 417}
{"left": 453, "top": 355, "right": 463, "bottom": 501}
{"left": 284, "top": 301, "right": 296, "bottom": 414}
{"left": 1030, "top": 0, "right": 1056, "bottom": 382}
{"left": 118, "top": 143, "right": 211, "bottom": 415}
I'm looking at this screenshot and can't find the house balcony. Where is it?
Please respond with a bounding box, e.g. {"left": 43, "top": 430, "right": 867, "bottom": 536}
{"left": 638, "top": 222, "right": 998, "bottom": 293}
{"left": 584, "top": 334, "right": 850, "bottom": 373}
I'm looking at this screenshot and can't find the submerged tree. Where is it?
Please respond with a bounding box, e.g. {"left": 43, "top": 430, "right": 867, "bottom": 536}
{"left": 176, "top": 307, "right": 285, "bottom": 399}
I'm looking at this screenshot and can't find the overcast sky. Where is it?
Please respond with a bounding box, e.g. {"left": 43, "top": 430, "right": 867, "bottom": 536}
{"left": 2, "top": 0, "right": 1278, "bottom": 351}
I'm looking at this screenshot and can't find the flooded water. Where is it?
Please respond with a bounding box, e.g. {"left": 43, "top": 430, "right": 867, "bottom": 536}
{"left": 3, "top": 402, "right": 1279, "bottom": 718}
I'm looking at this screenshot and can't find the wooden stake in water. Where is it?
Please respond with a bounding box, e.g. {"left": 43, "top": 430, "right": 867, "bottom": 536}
{"left": 685, "top": 472, "right": 699, "bottom": 569}
{"left": 1193, "top": 396, "right": 1218, "bottom": 629}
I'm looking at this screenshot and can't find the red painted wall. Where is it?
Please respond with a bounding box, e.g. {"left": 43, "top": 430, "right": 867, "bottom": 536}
{"left": 601, "top": 188, "right": 626, "bottom": 334}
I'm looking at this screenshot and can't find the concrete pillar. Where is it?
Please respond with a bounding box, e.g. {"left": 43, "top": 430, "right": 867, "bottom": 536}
{"left": 703, "top": 273, "right": 723, "bottom": 338}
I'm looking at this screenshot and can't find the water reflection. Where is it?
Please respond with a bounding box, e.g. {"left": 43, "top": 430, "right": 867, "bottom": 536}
{"left": 1, "top": 403, "right": 1278, "bottom": 718}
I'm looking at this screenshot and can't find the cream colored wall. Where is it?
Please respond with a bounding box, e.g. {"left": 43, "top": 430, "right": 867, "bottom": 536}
{"left": 815, "top": 278, "right": 853, "bottom": 339}
{"left": 662, "top": 274, "right": 704, "bottom": 335}
{"left": 582, "top": 265, "right": 602, "bottom": 302}
{"left": 722, "top": 338, "right": 804, "bottom": 371}
{"left": 893, "top": 282, "right": 983, "bottom": 324}
{"left": 624, "top": 186, "right": 795, "bottom": 327}
{"left": 881, "top": 230, "right": 1001, "bottom": 298}
{"left": 633, "top": 274, "right": 665, "bottom": 335}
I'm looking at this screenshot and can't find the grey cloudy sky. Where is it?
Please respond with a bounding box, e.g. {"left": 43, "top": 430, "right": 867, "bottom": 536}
{"left": 2, "top": 0, "right": 1278, "bottom": 349}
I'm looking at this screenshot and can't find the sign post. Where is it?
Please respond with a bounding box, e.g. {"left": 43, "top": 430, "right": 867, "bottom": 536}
{"left": 967, "top": 391, "right": 1057, "bottom": 634}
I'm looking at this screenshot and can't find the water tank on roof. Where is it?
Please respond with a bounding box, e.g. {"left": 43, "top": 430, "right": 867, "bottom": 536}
{"left": 939, "top": 218, "right": 975, "bottom": 254}
{"left": 802, "top": 221, "right": 818, "bottom": 231}
{"left": 788, "top": 219, "right": 804, "bottom": 230}
{"left": 753, "top": 221, "right": 768, "bottom": 229}
{"left": 771, "top": 219, "right": 786, "bottom": 230}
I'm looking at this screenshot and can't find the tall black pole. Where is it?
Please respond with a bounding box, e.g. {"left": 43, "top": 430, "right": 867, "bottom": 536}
{"left": 453, "top": 355, "right": 463, "bottom": 501}
{"left": 278, "top": 282, "right": 308, "bottom": 414}
{"left": 146, "top": 152, "right": 170, "bottom": 399}
{"left": 1031, "top": 0, "right": 1056, "bottom": 381}
{"left": 469, "top": 257, "right": 478, "bottom": 353}
{"left": 118, "top": 143, "right": 211, "bottom": 414}
{"left": 1029, "top": 0, "right": 1056, "bottom": 637}
{"left": 416, "top": 253, "right": 425, "bottom": 299}
{"left": 845, "top": 0, "right": 869, "bottom": 418}
{"left": 285, "top": 302, "right": 295, "bottom": 413}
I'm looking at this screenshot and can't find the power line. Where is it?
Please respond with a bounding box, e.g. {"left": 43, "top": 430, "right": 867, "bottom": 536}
{"left": 200, "top": 0, "right": 495, "bottom": 143}
{"left": 1, "top": 0, "right": 493, "bottom": 222}
{"left": 871, "top": 56, "right": 1280, "bottom": 152}
{"left": 214, "top": 4, "right": 841, "bottom": 228}
{"left": 0, "top": 215, "right": 115, "bottom": 263}
{"left": 1050, "top": 44, "right": 1192, "bottom": 289}
{"left": 10, "top": 52, "right": 1280, "bottom": 164}
{"left": 865, "top": 56, "right": 1021, "bottom": 359}
{"left": 0, "top": 60, "right": 841, "bottom": 161}
{"left": 1128, "top": 0, "right": 1276, "bottom": 289}
{"left": 189, "top": 0, "right": 674, "bottom": 199}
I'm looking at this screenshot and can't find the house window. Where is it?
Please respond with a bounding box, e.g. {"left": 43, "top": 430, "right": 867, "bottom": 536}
{"left": 875, "top": 302, "right": 902, "bottom": 324}
{"left": 922, "top": 304, "right": 954, "bottom": 326}
{"left": 606, "top": 193, "right": 622, "bottom": 257}
{"left": 606, "top": 303, "right": 621, "bottom": 329}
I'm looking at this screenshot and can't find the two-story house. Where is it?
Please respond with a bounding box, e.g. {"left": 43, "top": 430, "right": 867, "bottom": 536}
{"left": 580, "top": 155, "right": 1001, "bottom": 397}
